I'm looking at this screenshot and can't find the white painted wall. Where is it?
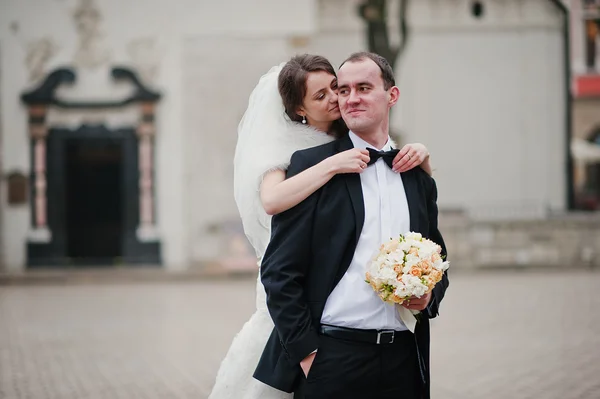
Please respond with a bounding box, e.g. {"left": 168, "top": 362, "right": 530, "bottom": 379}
{"left": 181, "top": 0, "right": 366, "bottom": 263}
{"left": 396, "top": 0, "right": 566, "bottom": 219}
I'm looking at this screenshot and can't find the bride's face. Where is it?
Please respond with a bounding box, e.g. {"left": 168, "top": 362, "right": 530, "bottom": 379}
{"left": 298, "top": 71, "right": 341, "bottom": 128}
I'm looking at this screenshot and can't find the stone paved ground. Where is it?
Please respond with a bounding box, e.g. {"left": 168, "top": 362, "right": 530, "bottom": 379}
{"left": 0, "top": 270, "right": 599, "bottom": 399}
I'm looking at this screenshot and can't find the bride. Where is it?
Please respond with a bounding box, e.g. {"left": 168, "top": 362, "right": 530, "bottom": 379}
{"left": 208, "top": 54, "right": 433, "bottom": 399}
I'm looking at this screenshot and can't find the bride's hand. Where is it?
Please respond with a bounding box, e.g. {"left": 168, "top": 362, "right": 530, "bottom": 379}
{"left": 327, "top": 148, "right": 370, "bottom": 174}
{"left": 392, "top": 143, "right": 430, "bottom": 173}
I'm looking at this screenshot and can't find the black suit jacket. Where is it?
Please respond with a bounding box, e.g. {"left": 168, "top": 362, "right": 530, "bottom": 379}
{"left": 254, "top": 134, "right": 449, "bottom": 397}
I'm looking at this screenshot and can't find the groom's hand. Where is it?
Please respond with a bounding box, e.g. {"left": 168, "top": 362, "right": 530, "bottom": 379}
{"left": 401, "top": 292, "right": 432, "bottom": 311}
{"left": 300, "top": 352, "right": 317, "bottom": 377}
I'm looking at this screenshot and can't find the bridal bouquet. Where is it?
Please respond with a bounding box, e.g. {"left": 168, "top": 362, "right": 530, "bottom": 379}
{"left": 365, "top": 232, "right": 449, "bottom": 305}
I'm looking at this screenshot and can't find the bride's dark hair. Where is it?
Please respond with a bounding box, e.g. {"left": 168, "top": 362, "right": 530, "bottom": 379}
{"left": 278, "top": 54, "right": 348, "bottom": 138}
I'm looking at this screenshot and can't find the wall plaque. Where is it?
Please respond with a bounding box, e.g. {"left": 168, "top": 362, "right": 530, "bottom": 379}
{"left": 7, "top": 172, "right": 28, "bottom": 205}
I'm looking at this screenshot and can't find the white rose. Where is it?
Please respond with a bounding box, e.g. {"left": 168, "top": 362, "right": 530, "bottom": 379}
{"left": 405, "top": 254, "right": 419, "bottom": 265}
{"left": 405, "top": 232, "right": 423, "bottom": 241}
{"left": 412, "top": 284, "right": 427, "bottom": 298}
{"left": 399, "top": 241, "right": 411, "bottom": 252}
{"left": 395, "top": 285, "right": 410, "bottom": 298}
{"left": 379, "top": 267, "right": 397, "bottom": 281}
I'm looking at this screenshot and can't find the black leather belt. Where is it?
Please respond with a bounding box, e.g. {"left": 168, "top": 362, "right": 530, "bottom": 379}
{"left": 319, "top": 324, "right": 412, "bottom": 345}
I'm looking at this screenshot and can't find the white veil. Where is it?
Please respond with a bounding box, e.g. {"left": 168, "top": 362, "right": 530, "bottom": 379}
{"left": 234, "top": 63, "right": 289, "bottom": 259}
{"left": 234, "top": 63, "right": 335, "bottom": 259}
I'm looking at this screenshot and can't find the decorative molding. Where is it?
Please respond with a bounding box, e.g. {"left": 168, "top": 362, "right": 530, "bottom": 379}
{"left": 21, "top": 67, "right": 161, "bottom": 108}
{"left": 22, "top": 69, "right": 75, "bottom": 105}
{"left": 64, "top": 123, "right": 112, "bottom": 136}
{"left": 72, "top": 0, "right": 111, "bottom": 69}
{"left": 45, "top": 108, "right": 140, "bottom": 130}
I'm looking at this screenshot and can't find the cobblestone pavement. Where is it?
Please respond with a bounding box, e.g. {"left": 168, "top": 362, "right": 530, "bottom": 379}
{"left": 1, "top": 270, "right": 599, "bottom": 399}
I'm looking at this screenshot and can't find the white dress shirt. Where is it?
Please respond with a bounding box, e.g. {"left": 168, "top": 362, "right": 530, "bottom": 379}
{"left": 320, "top": 131, "right": 411, "bottom": 331}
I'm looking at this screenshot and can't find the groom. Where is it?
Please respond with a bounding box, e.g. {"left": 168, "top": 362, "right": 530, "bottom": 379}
{"left": 254, "top": 52, "right": 449, "bottom": 399}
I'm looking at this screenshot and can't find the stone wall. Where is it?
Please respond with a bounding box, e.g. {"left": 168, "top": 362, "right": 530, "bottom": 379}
{"left": 440, "top": 212, "right": 600, "bottom": 269}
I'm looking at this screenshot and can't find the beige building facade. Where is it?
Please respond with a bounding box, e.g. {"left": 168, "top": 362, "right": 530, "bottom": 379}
{"left": 0, "top": 0, "right": 578, "bottom": 271}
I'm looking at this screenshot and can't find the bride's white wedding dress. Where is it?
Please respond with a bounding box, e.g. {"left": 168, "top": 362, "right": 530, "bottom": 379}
{"left": 207, "top": 65, "right": 334, "bottom": 399}
{"left": 207, "top": 274, "right": 284, "bottom": 399}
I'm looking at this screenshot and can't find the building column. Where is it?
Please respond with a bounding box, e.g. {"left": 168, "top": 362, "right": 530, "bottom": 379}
{"left": 28, "top": 105, "right": 51, "bottom": 242}
{"left": 136, "top": 102, "right": 159, "bottom": 241}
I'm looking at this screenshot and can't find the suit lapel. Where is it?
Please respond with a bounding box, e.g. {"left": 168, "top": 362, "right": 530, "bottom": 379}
{"left": 400, "top": 170, "right": 421, "bottom": 234}
{"left": 337, "top": 135, "right": 365, "bottom": 244}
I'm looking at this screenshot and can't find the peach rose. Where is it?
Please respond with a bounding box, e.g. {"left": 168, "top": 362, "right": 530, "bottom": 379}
{"left": 422, "top": 261, "right": 433, "bottom": 274}
{"left": 430, "top": 270, "right": 442, "bottom": 283}
{"left": 409, "top": 267, "right": 422, "bottom": 278}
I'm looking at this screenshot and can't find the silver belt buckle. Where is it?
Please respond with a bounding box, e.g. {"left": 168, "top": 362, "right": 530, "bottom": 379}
{"left": 376, "top": 330, "right": 395, "bottom": 344}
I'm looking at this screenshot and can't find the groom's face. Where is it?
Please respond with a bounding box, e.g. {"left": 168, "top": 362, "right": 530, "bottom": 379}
{"left": 337, "top": 58, "right": 395, "bottom": 133}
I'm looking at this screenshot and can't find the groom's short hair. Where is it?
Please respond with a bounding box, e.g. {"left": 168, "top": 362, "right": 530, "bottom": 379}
{"left": 340, "top": 52, "right": 396, "bottom": 90}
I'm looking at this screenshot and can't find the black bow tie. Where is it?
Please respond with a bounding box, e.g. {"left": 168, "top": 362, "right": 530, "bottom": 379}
{"left": 366, "top": 148, "right": 399, "bottom": 168}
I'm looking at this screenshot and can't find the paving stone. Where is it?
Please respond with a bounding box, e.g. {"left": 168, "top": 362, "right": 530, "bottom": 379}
{"left": 0, "top": 270, "right": 598, "bottom": 399}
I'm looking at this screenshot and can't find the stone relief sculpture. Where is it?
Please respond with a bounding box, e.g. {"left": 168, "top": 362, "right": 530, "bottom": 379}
{"left": 25, "top": 38, "right": 60, "bottom": 83}
{"left": 11, "top": 23, "right": 59, "bottom": 83}
{"left": 72, "top": 0, "right": 111, "bottom": 69}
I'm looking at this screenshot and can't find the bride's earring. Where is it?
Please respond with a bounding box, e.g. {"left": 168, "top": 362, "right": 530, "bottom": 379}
{"left": 302, "top": 116, "right": 307, "bottom": 124}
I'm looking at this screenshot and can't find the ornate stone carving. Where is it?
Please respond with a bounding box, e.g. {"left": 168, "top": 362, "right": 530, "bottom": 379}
{"left": 72, "top": 0, "right": 111, "bottom": 69}
{"left": 25, "top": 38, "right": 59, "bottom": 83}
{"left": 21, "top": 67, "right": 161, "bottom": 108}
